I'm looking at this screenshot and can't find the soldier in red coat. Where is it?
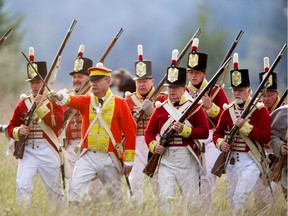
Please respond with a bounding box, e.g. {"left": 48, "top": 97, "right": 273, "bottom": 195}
{"left": 145, "top": 49, "right": 209, "bottom": 212}
{"left": 64, "top": 45, "right": 93, "bottom": 171}
{"left": 7, "top": 47, "right": 65, "bottom": 207}
{"left": 125, "top": 45, "right": 155, "bottom": 204}
{"left": 213, "top": 53, "right": 271, "bottom": 214}
{"left": 186, "top": 38, "right": 229, "bottom": 205}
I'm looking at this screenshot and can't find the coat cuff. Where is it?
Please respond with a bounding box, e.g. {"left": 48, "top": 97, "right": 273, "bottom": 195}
{"left": 124, "top": 150, "right": 135, "bottom": 162}
{"left": 149, "top": 140, "right": 159, "bottom": 154}
{"left": 206, "top": 102, "right": 220, "bottom": 118}
{"left": 36, "top": 104, "right": 51, "bottom": 119}
{"left": 216, "top": 138, "right": 224, "bottom": 150}
{"left": 178, "top": 124, "right": 192, "bottom": 138}
{"left": 239, "top": 121, "right": 253, "bottom": 137}
{"left": 12, "top": 127, "right": 21, "bottom": 141}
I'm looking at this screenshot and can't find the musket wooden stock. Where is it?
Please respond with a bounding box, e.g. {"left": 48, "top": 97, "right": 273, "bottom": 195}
{"left": 0, "top": 28, "right": 13, "bottom": 48}
{"left": 269, "top": 154, "right": 287, "bottom": 182}
{"left": 211, "top": 43, "right": 287, "bottom": 177}
{"left": 13, "top": 19, "right": 77, "bottom": 159}
{"left": 207, "top": 30, "right": 244, "bottom": 96}
{"left": 135, "top": 28, "right": 202, "bottom": 123}
{"left": 143, "top": 56, "right": 232, "bottom": 177}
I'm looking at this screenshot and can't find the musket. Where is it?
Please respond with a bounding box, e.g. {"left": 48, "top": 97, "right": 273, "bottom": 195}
{"left": 269, "top": 145, "right": 287, "bottom": 182}
{"left": 13, "top": 19, "right": 77, "bottom": 159}
{"left": 211, "top": 43, "right": 288, "bottom": 177}
{"left": 0, "top": 28, "right": 13, "bottom": 48}
{"left": 143, "top": 56, "right": 232, "bottom": 177}
{"left": 207, "top": 30, "right": 244, "bottom": 96}
{"left": 99, "top": 27, "right": 123, "bottom": 63}
{"left": 134, "top": 28, "right": 202, "bottom": 123}
{"left": 274, "top": 88, "right": 287, "bottom": 110}
{"left": 61, "top": 27, "right": 124, "bottom": 127}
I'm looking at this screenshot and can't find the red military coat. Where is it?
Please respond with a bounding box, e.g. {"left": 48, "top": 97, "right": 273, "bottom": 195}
{"left": 144, "top": 97, "right": 209, "bottom": 155}
{"left": 7, "top": 96, "right": 64, "bottom": 152}
{"left": 213, "top": 101, "right": 271, "bottom": 152}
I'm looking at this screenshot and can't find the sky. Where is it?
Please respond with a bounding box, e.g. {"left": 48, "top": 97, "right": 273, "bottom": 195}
{"left": 3, "top": 0, "right": 287, "bottom": 92}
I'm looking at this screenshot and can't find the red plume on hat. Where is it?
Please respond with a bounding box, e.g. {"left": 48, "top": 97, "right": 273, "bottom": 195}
{"left": 191, "top": 38, "right": 199, "bottom": 53}
{"left": 138, "top": 44, "right": 143, "bottom": 61}
{"left": 29, "top": 47, "right": 35, "bottom": 62}
{"left": 233, "top": 53, "right": 239, "bottom": 69}
{"left": 263, "top": 57, "right": 269, "bottom": 72}
{"left": 78, "top": 44, "right": 84, "bottom": 57}
{"left": 171, "top": 49, "right": 178, "bottom": 67}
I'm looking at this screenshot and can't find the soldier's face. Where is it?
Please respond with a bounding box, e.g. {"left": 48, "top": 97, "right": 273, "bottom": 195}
{"left": 136, "top": 79, "right": 154, "bottom": 96}
{"left": 29, "top": 80, "right": 42, "bottom": 96}
{"left": 167, "top": 86, "right": 185, "bottom": 102}
{"left": 90, "top": 77, "right": 110, "bottom": 98}
{"left": 72, "top": 73, "right": 88, "bottom": 92}
{"left": 187, "top": 69, "right": 207, "bottom": 86}
{"left": 232, "top": 87, "right": 251, "bottom": 104}
{"left": 261, "top": 91, "right": 278, "bottom": 109}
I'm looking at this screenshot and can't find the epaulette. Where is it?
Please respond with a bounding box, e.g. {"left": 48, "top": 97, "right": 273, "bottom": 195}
{"left": 20, "top": 94, "right": 29, "bottom": 100}
{"left": 255, "top": 101, "right": 264, "bottom": 110}
{"left": 124, "top": 91, "right": 133, "bottom": 98}
{"left": 223, "top": 102, "right": 234, "bottom": 110}
{"left": 155, "top": 100, "right": 168, "bottom": 108}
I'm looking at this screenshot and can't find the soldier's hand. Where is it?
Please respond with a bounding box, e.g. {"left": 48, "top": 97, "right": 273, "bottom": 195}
{"left": 155, "top": 144, "right": 165, "bottom": 155}
{"left": 34, "top": 94, "right": 43, "bottom": 105}
{"left": 141, "top": 99, "right": 154, "bottom": 115}
{"left": 280, "top": 144, "right": 287, "bottom": 156}
{"left": 173, "top": 121, "right": 184, "bottom": 133}
{"left": 202, "top": 93, "right": 212, "bottom": 110}
{"left": 122, "top": 165, "right": 133, "bottom": 176}
{"left": 19, "top": 124, "right": 29, "bottom": 137}
{"left": 47, "top": 90, "right": 63, "bottom": 102}
{"left": 234, "top": 117, "right": 245, "bottom": 128}
{"left": 220, "top": 141, "right": 230, "bottom": 152}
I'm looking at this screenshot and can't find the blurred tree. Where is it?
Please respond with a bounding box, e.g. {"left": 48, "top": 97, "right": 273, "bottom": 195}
{"left": 0, "top": 0, "right": 24, "bottom": 98}
{"left": 178, "top": 1, "right": 228, "bottom": 81}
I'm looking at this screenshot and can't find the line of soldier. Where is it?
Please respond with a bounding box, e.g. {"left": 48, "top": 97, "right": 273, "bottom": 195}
{"left": 1, "top": 37, "right": 287, "bottom": 214}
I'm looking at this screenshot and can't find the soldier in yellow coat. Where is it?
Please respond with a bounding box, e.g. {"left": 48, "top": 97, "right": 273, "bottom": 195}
{"left": 49, "top": 62, "right": 136, "bottom": 206}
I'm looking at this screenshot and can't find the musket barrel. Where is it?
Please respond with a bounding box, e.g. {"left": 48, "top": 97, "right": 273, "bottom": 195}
{"left": 135, "top": 28, "right": 202, "bottom": 123}
{"left": 0, "top": 28, "right": 13, "bottom": 48}
{"left": 99, "top": 27, "right": 124, "bottom": 63}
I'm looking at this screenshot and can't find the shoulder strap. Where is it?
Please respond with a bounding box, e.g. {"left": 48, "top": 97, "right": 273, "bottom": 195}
{"left": 160, "top": 101, "right": 191, "bottom": 136}
{"left": 130, "top": 93, "right": 142, "bottom": 108}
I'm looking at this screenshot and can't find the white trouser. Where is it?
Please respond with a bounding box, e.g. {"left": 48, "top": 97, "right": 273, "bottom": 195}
{"left": 17, "top": 139, "right": 65, "bottom": 207}
{"left": 226, "top": 152, "right": 260, "bottom": 212}
{"left": 65, "top": 140, "right": 103, "bottom": 199}
{"left": 129, "top": 136, "right": 149, "bottom": 203}
{"left": 158, "top": 147, "right": 200, "bottom": 211}
{"left": 198, "top": 129, "right": 220, "bottom": 204}
{"left": 68, "top": 150, "right": 123, "bottom": 203}
{"left": 65, "top": 140, "right": 79, "bottom": 171}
